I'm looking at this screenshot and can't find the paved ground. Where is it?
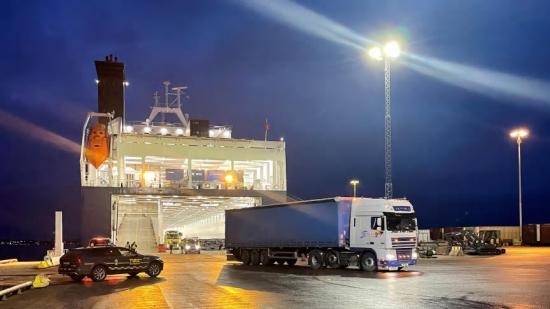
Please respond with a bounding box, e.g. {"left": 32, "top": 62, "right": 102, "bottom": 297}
{"left": 1, "top": 247, "right": 549, "bottom": 308}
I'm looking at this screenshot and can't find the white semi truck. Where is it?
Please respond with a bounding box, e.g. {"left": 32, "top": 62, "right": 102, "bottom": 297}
{"left": 226, "top": 197, "right": 418, "bottom": 271}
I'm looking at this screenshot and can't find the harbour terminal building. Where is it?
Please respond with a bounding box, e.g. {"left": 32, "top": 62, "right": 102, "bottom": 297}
{"left": 81, "top": 56, "right": 288, "bottom": 251}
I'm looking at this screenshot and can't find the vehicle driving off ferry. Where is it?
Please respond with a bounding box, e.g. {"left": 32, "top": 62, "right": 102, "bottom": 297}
{"left": 225, "top": 197, "right": 418, "bottom": 271}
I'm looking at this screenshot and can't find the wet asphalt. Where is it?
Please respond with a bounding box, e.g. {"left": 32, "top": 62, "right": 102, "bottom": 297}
{"left": 2, "top": 247, "right": 549, "bottom": 308}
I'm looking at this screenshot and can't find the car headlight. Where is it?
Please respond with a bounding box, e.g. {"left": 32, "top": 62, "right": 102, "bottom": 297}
{"left": 185, "top": 245, "right": 190, "bottom": 250}
{"left": 385, "top": 253, "right": 396, "bottom": 261}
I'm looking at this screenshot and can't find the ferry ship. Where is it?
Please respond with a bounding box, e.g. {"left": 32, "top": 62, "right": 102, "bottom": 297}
{"left": 80, "top": 56, "right": 288, "bottom": 252}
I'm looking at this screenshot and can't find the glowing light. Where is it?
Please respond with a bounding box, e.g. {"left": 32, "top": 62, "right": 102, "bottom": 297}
{"left": 224, "top": 174, "right": 234, "bottom": 183}
{"left": 143, "top": 171, "right": 156, "bottom": 182}
{"left": 124, "top": 125, "right": 133, "bottom": 133}
{"left": 143, "top": 126, "right": 152, "bottom": 134}
{"left": 239, "top": 0, "right": 374, "bottom": 51}
{"left": 237, "top": 0, "right": 550, "bottom": 106}
{"left": 123, "top": 80, "right": 130, "bottom": 86}
{"left": 160, "top": 127, "right": 168, "bottom": 135}
{"left": 510, "top": 128, "right": 529, "bottom": 139}
{"left": 175, "top": 128, "right": 184, "bottom": 135}
{"left": 368, "top": 47, "right": 383, "bottom": 61}
{"left": 349, "top": 179, "right": 359, "bottom": 185}
{"left": 280, "top": 137, "right": 285, "bottom": 141}
{"left": 0, "top": 110, "right": 80, "bottom": 155}
{"left": 404, "top": 54, "right": 550, "bottom": 105}
{"left": 384, "top": 41, "right": 400, "bottom": 58}
{"left": 95, "top": 79, "right": 100, "bottom": 84}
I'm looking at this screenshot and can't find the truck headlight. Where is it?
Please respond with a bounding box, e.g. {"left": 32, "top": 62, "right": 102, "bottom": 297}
{"left": 185, "top": 245, "right": 190, "bottom": 250}
{"left": 385, "top": 253, "right": 396, "bottom": 261}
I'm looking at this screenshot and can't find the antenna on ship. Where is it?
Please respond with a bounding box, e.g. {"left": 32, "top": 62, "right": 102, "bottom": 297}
{"left": 147, "top": 81, "right": 190, "bottom": 130}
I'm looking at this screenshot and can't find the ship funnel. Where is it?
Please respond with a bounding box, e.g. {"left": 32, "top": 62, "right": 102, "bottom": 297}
{"left": 95, "top": 55, "right": 126, "bottom": 121}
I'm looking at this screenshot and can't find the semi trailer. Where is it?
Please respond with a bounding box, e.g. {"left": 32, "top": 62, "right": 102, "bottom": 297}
{"left": 225, "top": 197, "right": 418, "bottom": 271}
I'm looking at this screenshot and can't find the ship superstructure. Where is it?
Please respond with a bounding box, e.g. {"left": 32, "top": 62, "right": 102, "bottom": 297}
{"left": 80, "top": 56, "right": 288, "bottom": 251}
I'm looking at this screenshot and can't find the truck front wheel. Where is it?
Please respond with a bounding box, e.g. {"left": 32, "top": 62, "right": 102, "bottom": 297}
{"left": 325, "top": 250, "right": 340, "bottom": 268}
{"left": 360, "top": 252, "right": 377, "bottom": 272}
{"left": 308, "top": 250, "right": 323, "bottom": 270}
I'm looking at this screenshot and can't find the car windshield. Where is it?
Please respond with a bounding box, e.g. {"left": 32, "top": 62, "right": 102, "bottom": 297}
{"left": 385, "top": 213, "right": 417, "bottom": 232}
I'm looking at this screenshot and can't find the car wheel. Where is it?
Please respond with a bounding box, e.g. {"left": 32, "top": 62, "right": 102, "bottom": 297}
{"left": 324, "top": 250, "right": 340, "bottom": 268}
{"left": 250, "top": 250, "right": 260, "bottom": 266}
{"left": 70, "top": 274, "right": 85, "bottom": 282}
{"left": 360, "top": 252, "right": 377, "bottom": 272}
{"left": 91, "top": 265, "right": 107, "bottom": 282}
{"left": 147, "top": 261, "right": 162, "bottom": 277}
{"left": 286, "top": 259, "right": 297, "bottom": 266}
{"left": 241, "top": 249, "right": 251, "bottom": 265}
{"left": 308, "top": 250, "right": 323, "bottom": 270}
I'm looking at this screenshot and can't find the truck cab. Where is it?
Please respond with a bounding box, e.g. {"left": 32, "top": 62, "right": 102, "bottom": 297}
{"left": 349, "top": 198, "right": 418, "bottom": 270}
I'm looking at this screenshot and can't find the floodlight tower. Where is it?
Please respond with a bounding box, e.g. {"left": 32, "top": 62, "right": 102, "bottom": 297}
{"left": 368, "top": 41, "right": 401, "bottom": 199}
{"left": 509, "top": 128, "right": 529, "bottom": 244}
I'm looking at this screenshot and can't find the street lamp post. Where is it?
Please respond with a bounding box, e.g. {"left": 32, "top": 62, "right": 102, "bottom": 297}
{"left": 349, "top": 179, "right": 359, "bottom": 197}
{"left": 509, "top": 128, "right": 529, "bottom": 244}
{"left": 368, "top": 41, "right": 401, "bottom": 199}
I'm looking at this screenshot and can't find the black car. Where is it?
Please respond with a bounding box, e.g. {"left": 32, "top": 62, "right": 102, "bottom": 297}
{"left": 59, "top": 246, "right": 163, "bottom": 282}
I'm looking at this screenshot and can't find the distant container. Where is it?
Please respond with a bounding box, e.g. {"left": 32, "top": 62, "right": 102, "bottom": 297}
{"left": 523, "top": 224, "right": 550, "bottom": 245}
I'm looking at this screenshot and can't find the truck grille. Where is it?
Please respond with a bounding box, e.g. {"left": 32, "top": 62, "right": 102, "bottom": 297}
{"left": 391, "top": 237, "right": 416, "bottom": 248}
{"left": 396, "top": 249, "right": 413, "bottom": 261}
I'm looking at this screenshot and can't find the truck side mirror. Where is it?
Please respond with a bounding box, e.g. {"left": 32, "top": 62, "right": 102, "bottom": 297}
{"left": 376, "top": 217, "right": 382, "bottom": 227}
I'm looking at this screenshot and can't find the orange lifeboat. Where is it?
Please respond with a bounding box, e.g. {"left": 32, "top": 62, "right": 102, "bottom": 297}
{"left": 85, "top": 122, "right": 109, "bottom": 168}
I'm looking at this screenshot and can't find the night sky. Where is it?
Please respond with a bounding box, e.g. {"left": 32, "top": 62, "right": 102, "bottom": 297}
{"left": 1, "top": 1, "right": 549, "bottom": 240}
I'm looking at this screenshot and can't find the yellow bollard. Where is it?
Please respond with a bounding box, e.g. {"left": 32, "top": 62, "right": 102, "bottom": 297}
{"left": 32, "top": 274, "right": 50, "bottom": 288}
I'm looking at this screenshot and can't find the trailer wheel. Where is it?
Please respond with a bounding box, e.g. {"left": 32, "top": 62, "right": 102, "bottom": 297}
{"left": 260, "top": 250, "right": 273, "bottom": 265}
{"left": 241, "top": 249, "right": 251, "bottom": 265}
{"left": 360, "top": 252, "right": 377, "bottom": 272}
{"left": 308, "top": 250, "right": 323, "bottom": 270}
{"left": 233, "top": 248, "right": 242, "bottom": 260}
{"left": 324, "top": 250, "right": 340, "bottom": 268}
{"left": 286, "top": 259, "right": 297, "bottom": 266}
{"left": 250, "top": 250, "right": 260, "bottom": 266}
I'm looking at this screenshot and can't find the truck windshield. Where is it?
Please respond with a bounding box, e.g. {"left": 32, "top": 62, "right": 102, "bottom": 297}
{"left": 385, "top": 213, "right": 417, "bottom": 232}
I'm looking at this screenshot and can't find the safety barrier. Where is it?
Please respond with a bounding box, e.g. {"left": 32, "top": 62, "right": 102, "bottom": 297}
{"left": 448, "top": 246, "right": 464, "bottom": 256}
{"left": 36, "top": 256, "right": 60, "bottom": 269}
{"left": 0, "top": 259, "right": 18, "bottom": 264}
{"left": 0, "top": 281, "right": 32, "bottom": 301}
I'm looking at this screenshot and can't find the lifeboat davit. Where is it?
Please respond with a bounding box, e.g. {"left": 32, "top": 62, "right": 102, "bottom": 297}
{"left": 85, "top": 122, "right": 109, "bottom": 168}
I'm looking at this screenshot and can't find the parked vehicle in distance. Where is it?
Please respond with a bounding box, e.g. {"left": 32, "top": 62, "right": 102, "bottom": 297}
{"left": 200, "top": 239, "right": 224, "bottom": 250}
{"left": 226, "top": 197, "right": 418, "bottom": 271}
{"left": 59, "top": 246, "right": 163, "bottom": 282}
{"left": 165, "top": 230, "right": 183, "bottom": 249}
{"left": 183, "top": 238, "right": 201, "bottom": 254}
{"left": 88, "top": 237, "right": 114, "bottom": 247}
